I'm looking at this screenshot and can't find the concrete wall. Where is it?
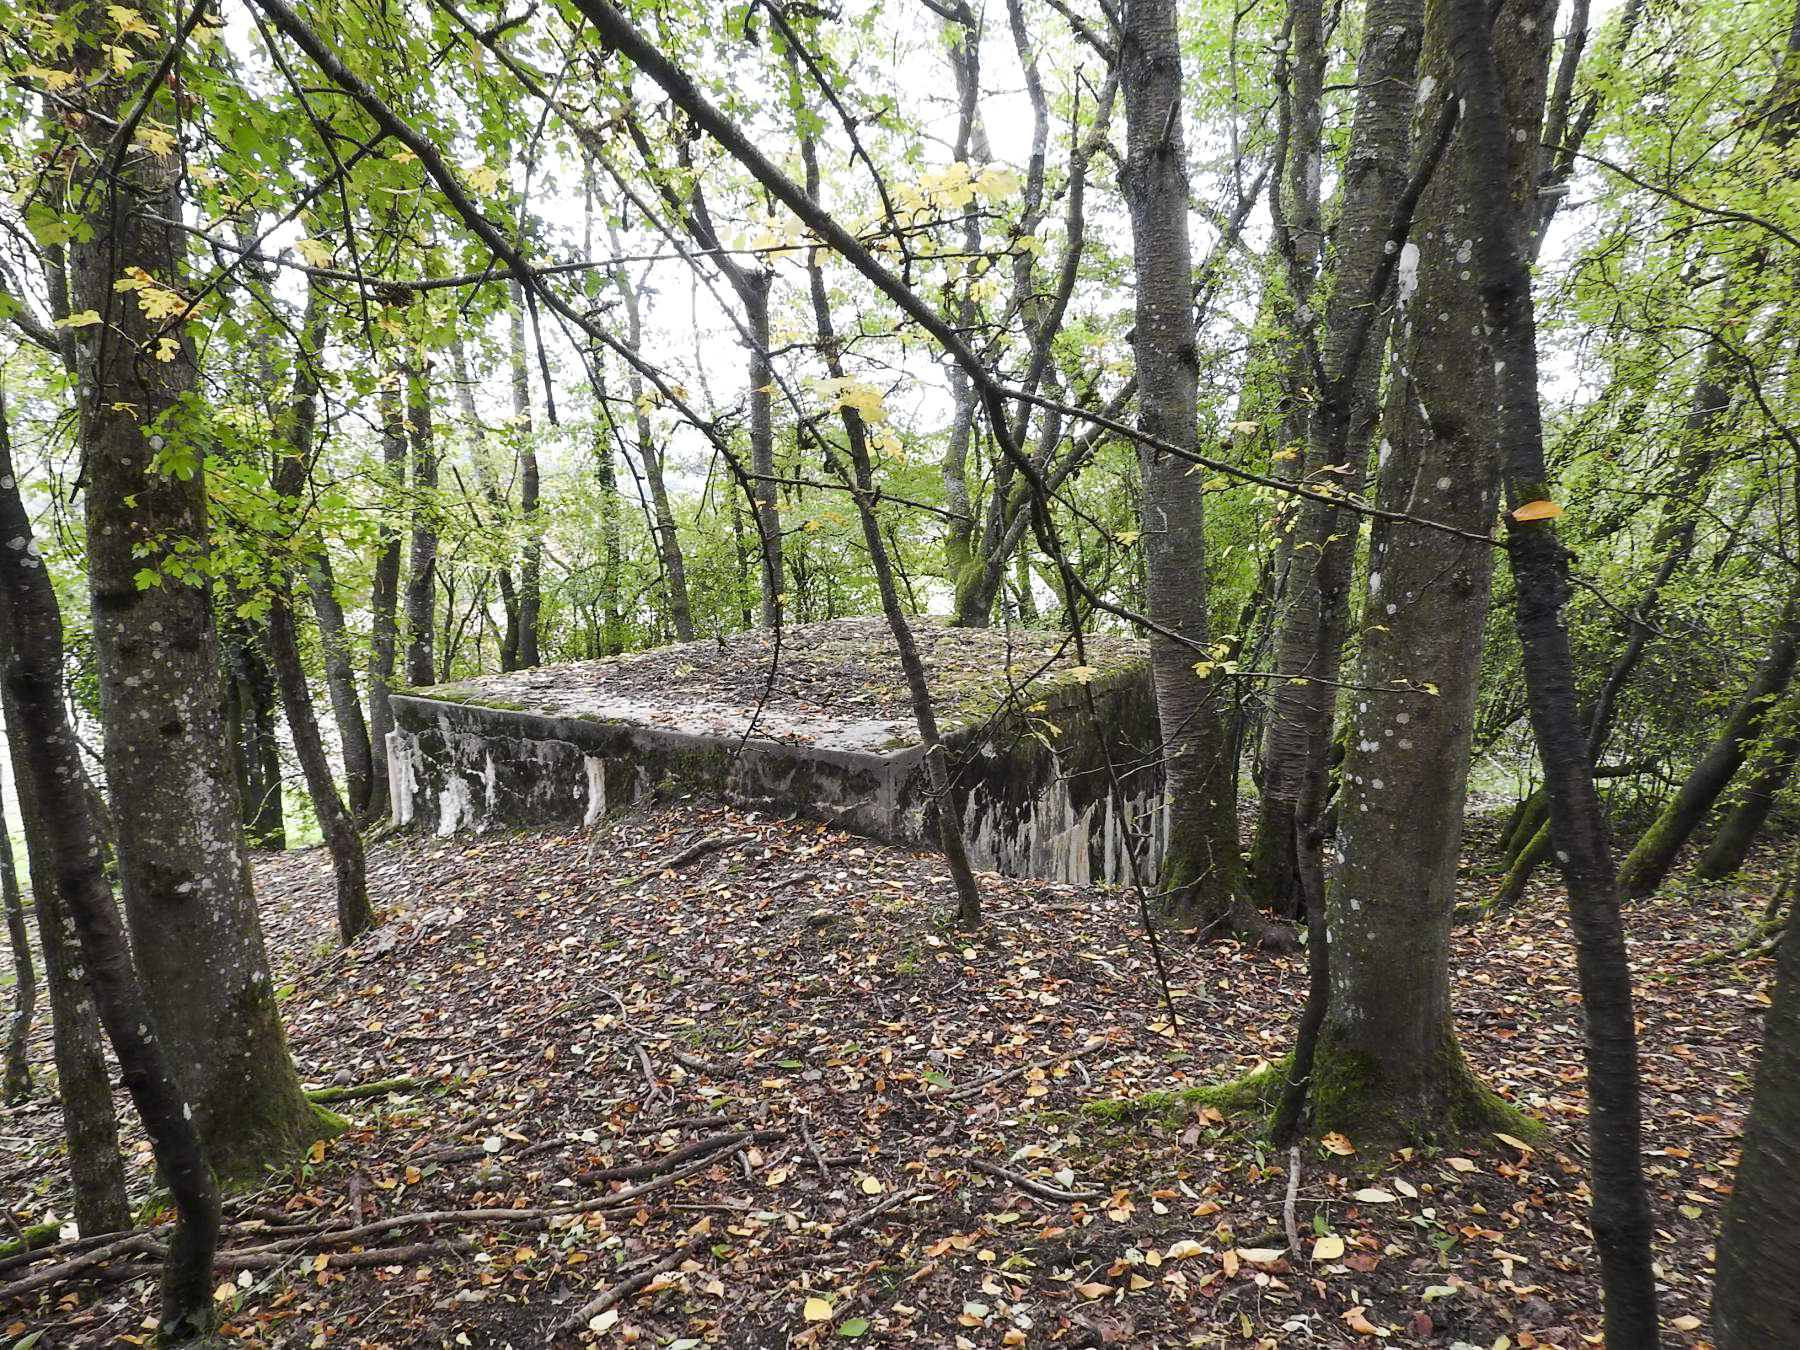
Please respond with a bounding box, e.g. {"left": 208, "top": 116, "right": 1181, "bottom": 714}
{"left": 388, "top": 665, "right": 1165, "bottom": 887}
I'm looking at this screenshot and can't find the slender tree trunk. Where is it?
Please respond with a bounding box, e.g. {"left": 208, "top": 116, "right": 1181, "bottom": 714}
{"left": 0, "top": 409, "right": 220, "bottom": 1339}
{"left": 1250, "top": 0, "right": 1423, "bottom": 918}
{"left": 306, "top": 556, "right": 373, "bottom": 819}
{"left": 1449, "top": 0, "right": 1661, "bottom": 1337}
{"left": 799, "top": 132, "right": 982, "bottom": 926}
{"left": 365, "top": 381, "right": 407, "bottom": 821}
{"left": 1119, "top": 0, "right": 1262, "bottom": 942}
{"left": 1619, "top": 596, "right": 1800, "bottom": 897}
{"left": 403, "top": 364, "right": 439, "bottom": 687}
{"left": 508, "top": 281, "right": 543, "bottom": 666}
{"left": 1312, "top": 0, "right": 1554, "bottom": 1143}
{"left": 745, "top": 277, "right": 782, "bottom": 628}
{"left": 60, "top": 30, "right": 323, "bottom": 1180}
{"left": 449, "top": 334, "right": 522, "bottom": 671}
{"left": 220, "top": 612, "right": 286, "bottom": 850}
{"left": 268, "top": 311, "right": 374, "bottom": 944}
{"left": 1, "top": 768, "right": 31, "bottom": 1104}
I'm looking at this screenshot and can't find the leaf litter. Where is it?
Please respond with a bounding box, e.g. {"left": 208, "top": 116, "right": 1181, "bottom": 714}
{"left": 0, "top": 802, "right": 1766, "bottom": 1347}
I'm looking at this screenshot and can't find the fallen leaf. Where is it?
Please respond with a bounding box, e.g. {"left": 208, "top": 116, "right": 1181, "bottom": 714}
{"left": 1312, "top": 1234, "right": 1345, "bottom": 1262}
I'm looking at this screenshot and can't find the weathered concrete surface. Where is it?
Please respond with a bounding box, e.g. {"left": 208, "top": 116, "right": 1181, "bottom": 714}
{"left": 389, "top": 617, "right": 1165, "bottom": 885}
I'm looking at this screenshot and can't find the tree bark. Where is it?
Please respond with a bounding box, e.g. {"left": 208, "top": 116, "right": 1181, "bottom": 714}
{"left": 1618, "top": 596, "right": 1800, "bottom": 897}
{"left": 0, "top": 398, "right": 221, "bottom": 1339}
{"left": 1119, "top": 0, "right": 1261, "bottom": 941}
{"left": 2, "top": 760, "right": 36, "bottom": 1104}
{"left": 1312, "top": 0, "right": 1554, "bottom": 1143}
{"left": 1449, "top": 0, "right": 1661, "bottom": 1336}
{"left": 59, "top": 15, "right": 324, "bottom": 1181}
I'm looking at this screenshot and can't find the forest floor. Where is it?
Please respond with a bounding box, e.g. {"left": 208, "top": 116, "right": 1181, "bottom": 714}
{"left": 0, "top": 801, "right": 1770, "bottom": 1349}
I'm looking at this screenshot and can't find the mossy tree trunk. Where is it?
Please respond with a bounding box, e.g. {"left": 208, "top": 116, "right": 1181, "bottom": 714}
{"left": 59, "top": 12, "right": 326, "bottom": 1181}
{"left": 403, "top": 363, "right": 440, "bottom": 687}
{"left": 1618, "top": 593, "right": 1800, "bottom": 897}
{"left": 1697, "top": 698, "right": 1800, "bottom": 878}
{"left": 1313, "top": 0, "right": 1553, "bottom": 1143}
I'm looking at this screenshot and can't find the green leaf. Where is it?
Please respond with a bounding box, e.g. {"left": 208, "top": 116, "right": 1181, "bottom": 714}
{"left": 838, "top": 1318, "right": 871, "bottom": 1338}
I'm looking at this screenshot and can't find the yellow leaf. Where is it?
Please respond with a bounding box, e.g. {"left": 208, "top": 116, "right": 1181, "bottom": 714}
{"left": 1164, "top": 1239, "right": 1207, "bottom": 1260}
{"left": 307, "top": 1138, "right": 326, "bottom": 1164}
{"left": 154, "top": 337, "right": 179, "bottom": 362}
{"left": 1445, "top": 1156, "right": 1477, "bottom": 1173}
{"left": 1235, "top": 1247, "right": 1286, "bottom": 1265}
{"left": 295, "top": 238, "right": 334, "bottom": 268}
{"left": 1312, "top": 1234, "right": 1346, "bottom": 1262}
{"left": 859, "top": 1175, "right": 884, "bottom": 1195}
{"left": 1343, "top": 1306, "right": 1384, "bottom": 1335}
{"left": 1671, "top": 1315, "right": 1702, "bottom": 1332}
{"left": 1320, "top": 1132, "right": 1355, "bottom": 1156}
{"left": 311, "top": 1252, "right": 330, "bottom": 1272}
{"left": 1510, "top": 499, "right": 1562, "bottom": 522}
{"left": 1128, "top": 1273, "right": 1152, "bottom": 1290}
{"left": 107, "top": 4, "right": 160, "bottom": 37}
{"left": 1068, "top": 665, "right": 1098, "bottom": 684}
{"left": 212, "top": 1281, "right": 236, "bottom": 1302}
{"left": 21, "top": 65, "right": 79, "bottom": 91}
{"left": 1352, "top": 1188, "right": 1396, "bottom": 1203}
{"left": 1073, "top": 1281, "right": 1111, "bottom": 1299}
{"left": 464, "top": 164, "right": 503, "bottom": 195}
{"left": 802, "top": 1296, "right": 833, "bottom": 1321}
{"left": 107, "top": 44, "right": 133, "bottom": 74}
{"left": 57, "top": 310, "right": 102, "bottom": 328}
{"left": 1231, "top": 421, "right": 1260, "bottom": 434}
{"left": 1494, "top": 1132, "right": 1535, "bottom": 1153}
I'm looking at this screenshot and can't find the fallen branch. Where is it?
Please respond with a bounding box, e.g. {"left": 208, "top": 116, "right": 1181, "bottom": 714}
{"left": 1283, "top": 1145, "right": 1303, "bottom": 1258}
{"left": 306, "top": 1075, "right": 432, "bottom": 1103}
{"left": 553, "top": 1232, "right": 708, "bottom": 1336}
{"left": 829, "top": 1187, "right": 921, "bottom": 1239}
{"left": 220, "top": 1238, "right": 472, "bottom": 1270}
{"left": 0, "top": 1231, "right": 161, "bottom": 1302}
{"left": 965, "top": 1158, "right": 1104, "bottom": 1204}
{"left": 630, "top": 833, "right": 749, "bottom": 883}
{"left": 584, "top": 1129, "right": 782, "bottom": 1183}
{"left": 933, "top": 1037, "right": 1108, "bottom": 1100}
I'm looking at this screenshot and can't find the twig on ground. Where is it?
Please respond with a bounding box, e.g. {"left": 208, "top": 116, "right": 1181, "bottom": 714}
{"left": 829, "top": 1187, "right": 921, "bottom": 1239}
{"left": 553, "top": 1232, "right": 708, "bottom": 1336}
{"left": 220, "top": 1238, "right": 472, "bottom": 1270}
{"left": 966, "top": 1157, "right": 1104, "bottom": 1204}
{"left": 306, "top": 1075, "right": 431, "bottom": 1103}
{"left": 0, "top": 1232, "right": 161, "bottom": 1302}
{"left": 799, "top": 1112, "right": 830, "bottom": 1177}
{"left": 934, "top": 1037, "right": 1108, "bottom": 1100}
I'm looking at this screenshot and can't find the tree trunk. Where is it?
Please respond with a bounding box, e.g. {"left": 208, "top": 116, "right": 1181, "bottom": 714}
{"left": 1618, "top": 595, "right": 1800, "bottom": 897}
{"left": 508, "top": 280, "right": 543, "bottom": 666}
{"left": 364, "top": 380, "right": 407, "bottom": 821}
{"left": 1715, "top": 907, "right": 1800, "bottom": 1346}
{"left": 1312, "top": 0, "right": 1554, "bottom": 1144}
{"left": 1119, "top": 0, "right": 1261, "bottom": 941}
{"left": 306, "top": 556, "right": 373, "bottom": 819}
{"left": 0, "top": 408, "right": 220, "bottom": 1339}
{"left": 268, "top": 311, "right": 375, "bottom": 944}
{"left": 745, "top": 276, "right": 783, "bottom": 629}
{"left": 403, "top": 364, "right": 439, "bottom": 687}
{"left": 1449, "top": 0, "right": 1661, "bottom": 1336}
{"left": 2, "top": 759, "right": 36, "bottom": 1104}
{"left": 61, "top": 40, "right": 324, "bottom": 1181}
{"left": 1697, "top": 698, "right": 1800, "bottom": 878}
{"left": 1250, "top": 0, "right": 1422, "bottom": 919}
{"left": 220, "top": 611, "right": 286, "bottom": 850}
{"left": 1, "top": 690, "right": 128, "bottom": 1230}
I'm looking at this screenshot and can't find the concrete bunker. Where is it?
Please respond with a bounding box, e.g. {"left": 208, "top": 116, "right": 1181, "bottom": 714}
{"left": 388, "top": 616, "right": 1165, "bottom": 887}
